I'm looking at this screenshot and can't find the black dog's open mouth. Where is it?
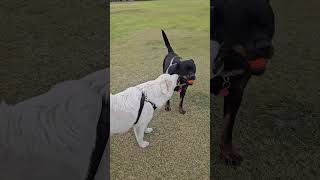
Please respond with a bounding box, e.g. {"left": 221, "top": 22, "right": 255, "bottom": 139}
{"left": 179, "top": 77, "right": 189, "bottom": 85}
{"left": 187, "top": 80, "right": 194, "bottom": 85}
{"left": 175, "top": 76, "right": 195, "bottom": 91}
{"left": 184, "top": 76, "right": 195, "bottom": 85}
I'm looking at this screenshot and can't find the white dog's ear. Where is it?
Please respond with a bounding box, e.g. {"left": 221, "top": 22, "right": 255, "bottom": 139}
{"left": 160, "top": 79, "right": 172, "bottom": 94}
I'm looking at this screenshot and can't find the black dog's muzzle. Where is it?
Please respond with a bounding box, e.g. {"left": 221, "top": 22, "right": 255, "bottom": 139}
{"left": 180, "top": 74, "right": 195, "bottom": 86}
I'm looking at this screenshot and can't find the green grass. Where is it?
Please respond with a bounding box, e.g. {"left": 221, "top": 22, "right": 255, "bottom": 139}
{"left": 110, "top": 0, "right": 210, "bottom": 179}
{"left": 0, "top": 0, "right": 106, "bottom": 104}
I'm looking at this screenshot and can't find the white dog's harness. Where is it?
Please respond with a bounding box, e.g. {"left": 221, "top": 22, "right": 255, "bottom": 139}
{"left": 134, "top": 92, "right": 157, "bottom": 124}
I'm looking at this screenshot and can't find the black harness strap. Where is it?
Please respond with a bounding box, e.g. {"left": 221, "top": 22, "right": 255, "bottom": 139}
{"left": 85, "top": 95, "right": 109, "bottom": 180}
{"left": 134, "top": 93, "right": 146, "bottom": 124}
{"left": 134, "top": 92, "right": 157, "bottom": 125}
{"left": 146, "top": 100, "right": 157, "bottom": 110}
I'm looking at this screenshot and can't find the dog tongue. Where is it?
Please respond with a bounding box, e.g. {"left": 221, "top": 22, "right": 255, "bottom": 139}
{"left": 219, "top": 88, "right": 229, "bottom": 96}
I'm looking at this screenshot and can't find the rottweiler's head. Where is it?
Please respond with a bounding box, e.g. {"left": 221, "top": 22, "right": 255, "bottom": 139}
{"left": 168, "top": 59, "right": 196, "bottom": 86}
{"left": 213, "top": 0, "right": 275, "bottom": 76}
{"left": 236, "top": 20, "right": 274, "bottom": 72}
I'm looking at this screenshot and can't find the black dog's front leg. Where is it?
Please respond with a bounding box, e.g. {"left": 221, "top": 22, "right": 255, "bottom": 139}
{"left": 220, "top": 74, "right": 250, "bottom": 166}
{"left": 179, "top": 87, "right": 188, "bottom": 114}
{"left": 220, "top": 87, "right": 244, "bottom": 166}
{"left": 165, "top": 100, "right": 171, "bottom": 111}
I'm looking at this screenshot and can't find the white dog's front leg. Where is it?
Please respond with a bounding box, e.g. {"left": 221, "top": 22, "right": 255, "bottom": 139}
{"left": 133, "top": 124, "right": 149, "bottom": 148}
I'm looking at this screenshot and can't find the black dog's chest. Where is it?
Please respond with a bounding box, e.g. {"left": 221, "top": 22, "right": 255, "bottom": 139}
{"left": 220, "top": 49, "right": 249, "bottom": 71}
{"left": 174, "top": 85, "right": 187, "bottom": 92}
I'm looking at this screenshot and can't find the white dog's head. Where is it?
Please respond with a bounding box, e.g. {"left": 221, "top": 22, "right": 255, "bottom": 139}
{"left": 158, "top": 73, "right": 179, "bottom": 98}
{"left": 138, "top": 74, "right": 178, "bottom": 108}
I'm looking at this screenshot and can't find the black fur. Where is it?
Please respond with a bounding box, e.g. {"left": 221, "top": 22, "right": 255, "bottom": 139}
{"left": 162, "top": 30, "right": 174, "bottom": 53}
{"left": 85, "top": 95, "right": 109, "bottom": 180}
{"left": 211, "top": 0, "right": 275, "bottom": 165}
{"left": 161, "top": 30, "right": 196, "bottom": 114}
{"left": 211, "top": 0, "right": 274, "bottom": 61}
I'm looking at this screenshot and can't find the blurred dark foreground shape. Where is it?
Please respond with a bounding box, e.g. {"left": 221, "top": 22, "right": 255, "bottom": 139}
{"left": 0, "top": 69, "right": 109, "bottom": 180}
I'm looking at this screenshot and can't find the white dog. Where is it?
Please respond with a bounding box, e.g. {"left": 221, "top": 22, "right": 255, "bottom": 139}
{"left": 110, "top": 74, "right": 179, "bottom": 148}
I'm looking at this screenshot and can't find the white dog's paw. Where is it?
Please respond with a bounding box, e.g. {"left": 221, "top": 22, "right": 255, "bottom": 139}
{"left": 139, "top": 141, "right": 150, "bottom": 148}
{"left": 144, "top": 128, "right": 153, "bottom": 134}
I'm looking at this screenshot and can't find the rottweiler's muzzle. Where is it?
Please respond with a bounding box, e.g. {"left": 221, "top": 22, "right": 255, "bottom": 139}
{"left": 233, "top": 42, "right": 274, "bottom": 76}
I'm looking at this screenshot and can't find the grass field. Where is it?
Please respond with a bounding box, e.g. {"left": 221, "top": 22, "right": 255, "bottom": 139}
{"left": 0, "top": 0, "right": 107, "bottom": 104}
{"left": 212, "top": 0, "right": 320, "bottom": 179}
{"left": 110, "top": 0, "right": 210, "bottom": 179}
{"left": 0, "top": 0, "right": 108, "bottom": 179}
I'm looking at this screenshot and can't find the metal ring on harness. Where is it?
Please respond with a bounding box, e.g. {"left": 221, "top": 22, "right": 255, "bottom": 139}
{"left": 222, "top": 76, "right": 231, "bottom": 89}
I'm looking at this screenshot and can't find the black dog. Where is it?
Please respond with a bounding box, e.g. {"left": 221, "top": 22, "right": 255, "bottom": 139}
{"left": 211, "top": 0, "right": 275, "bottom": 165}
{"left": 161, "top": 30, "right": 196, "bottom": 114}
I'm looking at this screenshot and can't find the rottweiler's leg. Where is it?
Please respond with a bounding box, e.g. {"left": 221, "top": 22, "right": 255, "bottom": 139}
{"left": 220, "top": 88, "right": 244, "bottom": 166}
{"left": 179, "top": 87, "right": 188, "bottom": 114}
{"left": 165, "top": 100, "right": 171, "bottom": 111}
{"left": 220, "top": 74, "right": 250, "bottom": 166}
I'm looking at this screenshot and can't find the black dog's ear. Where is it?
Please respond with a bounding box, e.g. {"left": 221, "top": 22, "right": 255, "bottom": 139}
{"left": 168, "top": 62, "right": 180, "bottom": 75}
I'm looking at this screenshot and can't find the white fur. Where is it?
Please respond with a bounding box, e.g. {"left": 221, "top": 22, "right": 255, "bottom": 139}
{"left": 0, "top": 69, "right": 109, "bottom": 179}
{"left": 110, "top": 74, "right": 178, "bottom": 148}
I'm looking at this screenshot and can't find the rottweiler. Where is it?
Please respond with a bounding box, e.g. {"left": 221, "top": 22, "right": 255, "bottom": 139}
{"left": 162, "top": 30, "right": 196, "bottom": 114}
{"left": 211, "top": 0, "right": 275, "bottom": 165}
